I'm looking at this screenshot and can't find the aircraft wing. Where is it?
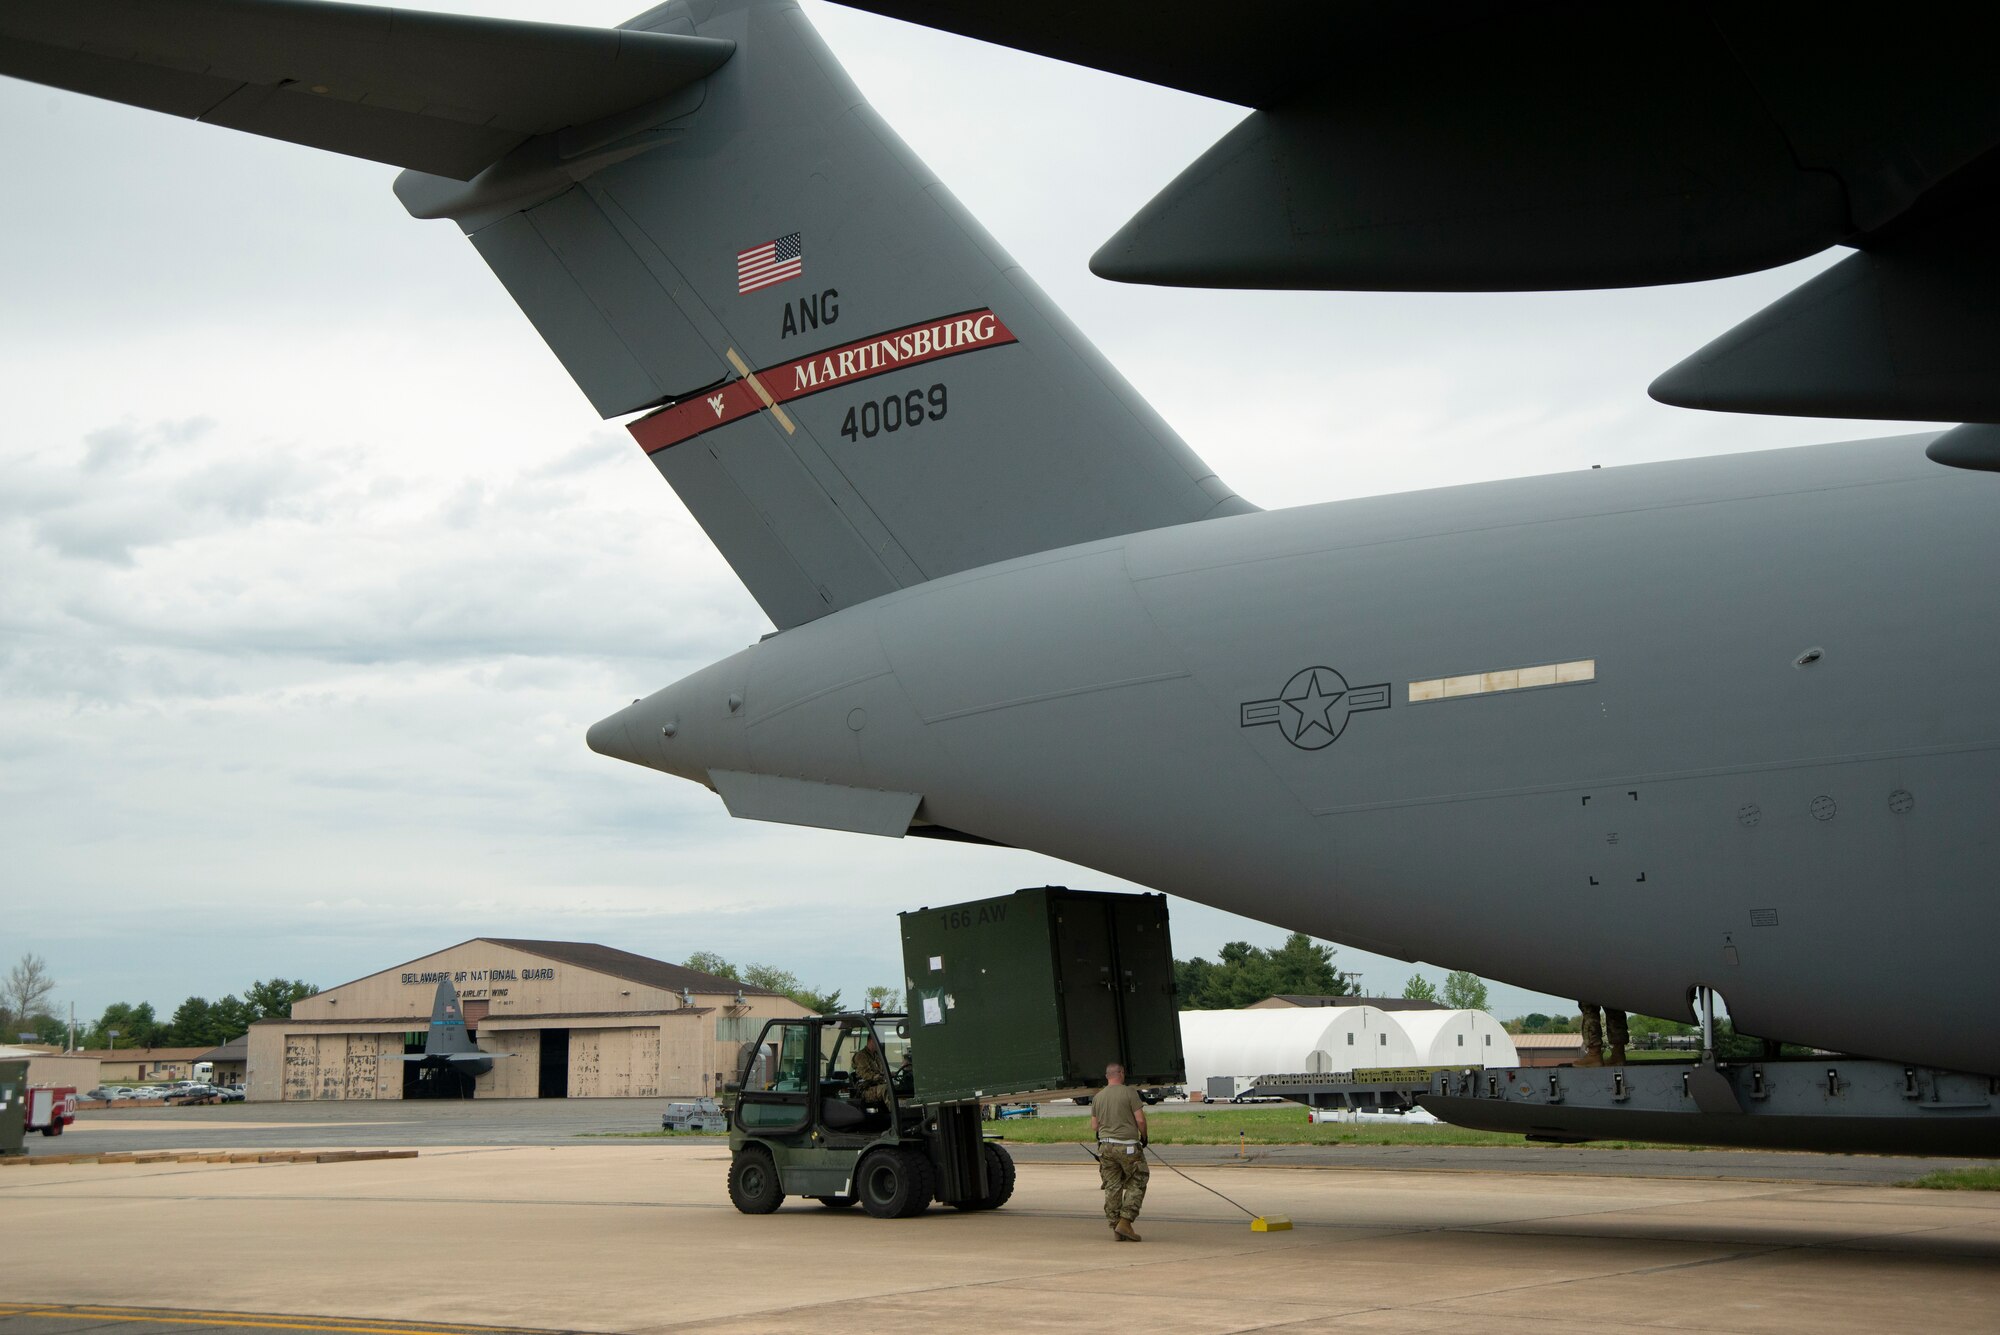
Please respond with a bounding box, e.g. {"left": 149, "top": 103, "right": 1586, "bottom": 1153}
{"left": 834, "top": 1, "right": 2000, "bottom": 291}
{"left": 834, "top": 1, "right": 2000, "bottom": 432}
{"left": 0, "top": 0, "right": 733, "bottom": 179}
{"left": 821, "top": 0, "right": 1373, "bottom": 108}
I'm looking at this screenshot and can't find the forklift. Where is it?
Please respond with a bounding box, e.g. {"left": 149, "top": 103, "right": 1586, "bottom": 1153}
{"left": 725, "top": 1010, "right": 1015, "bottom": 1217}
{"left": 723, "top": 886, "right": 1184, "bottom": 1219}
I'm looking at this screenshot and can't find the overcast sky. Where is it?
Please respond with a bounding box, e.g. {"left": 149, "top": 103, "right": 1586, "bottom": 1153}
{"left": 0, "top": 1, "right": 1941, "bottom": 1031}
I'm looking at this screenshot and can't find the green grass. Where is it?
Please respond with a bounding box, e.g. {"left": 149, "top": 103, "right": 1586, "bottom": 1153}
{"left": 994, "top": 1107, "right": 1520, "bottom": 1146}
{"left": 978, "top": 1105, "right": 1689, "bottom": 1150}
{"left": 580, "top": 1103, "right": 1696, "bottom": 1150}
{"left": 1899, "top": 1166, "right": 2000, "bottom": 1191}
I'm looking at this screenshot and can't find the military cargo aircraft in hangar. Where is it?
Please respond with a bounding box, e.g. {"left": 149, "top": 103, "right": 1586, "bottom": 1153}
{"left": 4, "top": 0, "right": 1999, "bottom": 1150}
{"left": 390, "top": 977, "right": 510, "bottom": 1096}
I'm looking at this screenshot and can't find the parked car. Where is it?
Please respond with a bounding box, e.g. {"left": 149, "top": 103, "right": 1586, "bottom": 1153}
{"left": 1076, "top": 1086, "right": 1178, "bottom": 1105}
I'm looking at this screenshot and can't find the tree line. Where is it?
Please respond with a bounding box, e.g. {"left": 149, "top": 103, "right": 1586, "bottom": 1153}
{"left": 0, "top": 953, "right": 318, "bottom": 1051}
{"left": 682, "top": 951, "right": 907, "bottom": 1016}
{"left": 2, "top": 953, "right": 60, "bottom": 1043}
{"left": 1175, "top": 934, "right": 1360, "bottom": 1009}
{"left": 82, "top": 979, "right": 319, "bottom": 1049}
{"left": 1401, "top": 970, "right": 1490, "bottom": 1010}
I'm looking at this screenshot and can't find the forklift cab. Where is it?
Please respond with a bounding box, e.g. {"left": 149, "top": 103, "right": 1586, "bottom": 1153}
{"left": 734, "top": 1013, "right": 913, "bottom": 1142}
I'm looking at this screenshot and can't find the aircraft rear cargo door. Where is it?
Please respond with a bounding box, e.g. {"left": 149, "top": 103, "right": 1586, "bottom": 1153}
{"left": 1053, "top": 901, "right": 1122, "bottom": 1071}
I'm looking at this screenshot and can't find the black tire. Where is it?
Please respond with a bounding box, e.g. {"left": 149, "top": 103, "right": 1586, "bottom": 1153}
{"left": 41, "top": 1125, "right": 59, "bottom": 1137}
{"left": 812, "top": 1194, "right": 860, "bottom": 1209}
{"left": 950, "top": 1142, "right": 1017, "bottom": 1211}
{"left": 857, "top": 1147, "right": 933, "bottom": 1218}
{"left": 727, "top": 1147, "right": 784, "bottom": 1214}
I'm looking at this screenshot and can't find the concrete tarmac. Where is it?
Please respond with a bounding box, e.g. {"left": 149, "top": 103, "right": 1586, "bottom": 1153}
{"left": 38, "top": 1098, "right": 1984, "bottom": 1186}
{"left": 5, "top": 1140, "right": 1998, "bottom": 1333}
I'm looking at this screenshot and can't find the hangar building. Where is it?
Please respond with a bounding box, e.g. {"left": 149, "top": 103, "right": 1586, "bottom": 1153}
{"left": 245, "top": 938, "right": 812, "bottom": 1101}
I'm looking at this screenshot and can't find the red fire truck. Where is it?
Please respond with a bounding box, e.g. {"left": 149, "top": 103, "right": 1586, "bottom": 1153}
{"left": 26, "top": 1086, "right": 77, "bottom": 1137}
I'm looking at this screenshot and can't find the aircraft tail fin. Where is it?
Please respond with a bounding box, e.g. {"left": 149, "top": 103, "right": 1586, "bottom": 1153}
{"left": 423, "top": 977, "right": 479, "bottom": 1057}
{"left": 395, "top": 0, "right": 1253, "bottom": 629}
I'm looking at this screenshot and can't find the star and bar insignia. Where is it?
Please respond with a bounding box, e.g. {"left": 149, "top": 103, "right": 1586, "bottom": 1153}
{"left": 1240, "top": 666, "right": 1390, "bottom": 750}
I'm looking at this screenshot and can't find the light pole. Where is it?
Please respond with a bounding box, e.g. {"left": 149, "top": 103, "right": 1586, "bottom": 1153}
{"left": 108, "top": 1028, "right": 120, "bottom": 1052}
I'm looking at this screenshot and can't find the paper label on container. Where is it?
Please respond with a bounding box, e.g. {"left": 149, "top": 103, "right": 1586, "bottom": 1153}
{"left": 922, "top": 996, "right": 944, "bottom": 1025}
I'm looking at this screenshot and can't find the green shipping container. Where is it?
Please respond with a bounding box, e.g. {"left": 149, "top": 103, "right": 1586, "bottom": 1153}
{"left": 900, "top": 886, "right": 1185, "bottom": 1104}
{"left": 0, "top": 1059, "right": 26, "bottom": 1157}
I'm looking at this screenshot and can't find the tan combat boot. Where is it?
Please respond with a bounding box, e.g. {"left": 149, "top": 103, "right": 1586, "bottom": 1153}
{"left": 1115, "top": 1218, "right": 1142, "bottom": 1242}
{"left": 1575, "top": 1052, "right": 1604, "bottom": 1067}
{"left": 1609, "top": 1046, "right": 1627, "bottom": 1066}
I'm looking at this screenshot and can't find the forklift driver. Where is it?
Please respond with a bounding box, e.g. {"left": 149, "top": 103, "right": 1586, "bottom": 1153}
{"left": 818, "top": 1024, "right": 892, "bottom": 1134}
{"left": 851, "top": 1029, "right": 892, "bottom": 1106}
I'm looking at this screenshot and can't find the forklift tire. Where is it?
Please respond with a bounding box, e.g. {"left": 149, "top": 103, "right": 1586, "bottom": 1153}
{"left": 728, "top": 1147, "right": 784, "bottom": 1214}
{"left": 812, "top": 1194, "right": 860, "bottom": 1209}
{"left": 950, "top": 1142, "right": 1017, "bottom": 1211}
{"left": 857, "top": 1147, "right": 933, "bottom": 1218}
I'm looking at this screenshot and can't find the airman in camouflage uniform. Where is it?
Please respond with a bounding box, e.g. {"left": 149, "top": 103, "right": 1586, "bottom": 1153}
{"left": 1091, "top": 1062, "right": 1149, "bottom": 1241}
{"left": 1576, "top": 1002, "right": 1629, "bottom": 1066}
{"left": 850, "top": 1031, "right": 891, "bottom": 1104}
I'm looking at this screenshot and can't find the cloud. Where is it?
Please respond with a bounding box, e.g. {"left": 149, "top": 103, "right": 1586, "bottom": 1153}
{"left": 528, "top": 438, "right": 630, "bottom": 479}
{"left": 82, "top": 415, "right": 214, "bottom": 472}
{"left": 6, "top": 415, "right": 328, "bottom": 565}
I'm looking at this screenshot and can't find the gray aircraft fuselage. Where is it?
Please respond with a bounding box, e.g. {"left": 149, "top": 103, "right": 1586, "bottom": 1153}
{"left": 591, "top": 434, "right": 2000, "bottom": 1077}
{"left": 7, "top": 0, "right": 1992, "bottom": 1091}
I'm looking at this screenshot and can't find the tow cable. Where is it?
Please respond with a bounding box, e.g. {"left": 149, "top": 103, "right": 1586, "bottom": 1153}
{"left": 1080, "top": 1141, "right": 1293, "bottom": 1231}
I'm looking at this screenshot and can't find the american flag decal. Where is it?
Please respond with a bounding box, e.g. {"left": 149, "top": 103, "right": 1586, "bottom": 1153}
{"left": 737, "top": 232, "right": 803, "bottom": 294}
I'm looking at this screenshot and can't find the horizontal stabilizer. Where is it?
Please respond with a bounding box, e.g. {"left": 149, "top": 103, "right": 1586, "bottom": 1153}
{"left": 386, "top": 1051, "right": 509, "bottom": 1063}
{"left": 0, "top": 0, "right": 733, "bottom": 178}
{"left": 710, "top": 770, "right": 920, "bottom": 837}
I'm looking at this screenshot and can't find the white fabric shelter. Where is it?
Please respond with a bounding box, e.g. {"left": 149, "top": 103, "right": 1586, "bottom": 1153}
{"left": 1394, "top": 1009, "right": 1520, "bottom": 1067}
{"left": 1179, "top": 1007, "right": 1421, "bottom": 1090}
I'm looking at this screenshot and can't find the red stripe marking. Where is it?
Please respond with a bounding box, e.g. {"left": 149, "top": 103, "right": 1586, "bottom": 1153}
{"left": 630, "top": 308, "right": 1016, "bottom": 454}
{"left": 629, "top": 380, "right": 764, "bottom": 453}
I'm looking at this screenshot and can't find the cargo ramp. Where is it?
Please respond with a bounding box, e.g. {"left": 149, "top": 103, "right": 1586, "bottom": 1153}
{"left": 1250, "top": 1057, "right": 2000, "bottom": 1157}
